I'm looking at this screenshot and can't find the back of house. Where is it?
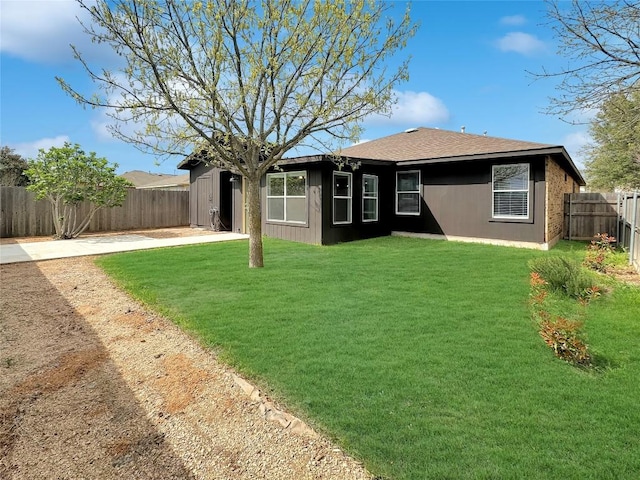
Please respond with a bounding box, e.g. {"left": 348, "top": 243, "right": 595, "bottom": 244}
{"left": 179, "top": 127, "right": 585, "bottom": 250}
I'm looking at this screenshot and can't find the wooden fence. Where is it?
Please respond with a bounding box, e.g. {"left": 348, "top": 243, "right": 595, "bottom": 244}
{"left": 1, "top": 186, "right": 190, "bottom": 238}
{"left": 564, "top": 192, "right": 639, "bottom": 272}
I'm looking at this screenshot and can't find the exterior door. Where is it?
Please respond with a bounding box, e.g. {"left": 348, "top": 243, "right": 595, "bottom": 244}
{"left": 196, "top": 176, "right": 213, "bottom": 227}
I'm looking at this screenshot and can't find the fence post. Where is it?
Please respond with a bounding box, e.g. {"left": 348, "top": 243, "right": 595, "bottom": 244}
{"left": 630, "top": 192, "right": 638, "bottom": 267}
{"left": 616, "top": 192, "right": 621, "bottom": 246}
{"left": 568, "top": 193, "right": 572, "bottom": 241}
{"left": 621, "top": 194, "right": 627, "bottom": 247}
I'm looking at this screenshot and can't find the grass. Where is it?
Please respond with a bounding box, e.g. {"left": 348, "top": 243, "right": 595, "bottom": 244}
{"left": 97, "top": 237, "right": 640, "bottom": 479}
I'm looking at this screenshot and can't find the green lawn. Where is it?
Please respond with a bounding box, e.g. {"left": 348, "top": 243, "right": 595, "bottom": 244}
{"left": 97, "top": 237, "right": 640, "bottom": 480}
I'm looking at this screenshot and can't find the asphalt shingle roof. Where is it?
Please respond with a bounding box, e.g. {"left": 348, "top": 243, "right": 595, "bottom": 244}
{"left": 121, "top": 170, "right": 189, "bottom": 188}
{"left": 337, "top": 127, "right": 555, "bottom": 162}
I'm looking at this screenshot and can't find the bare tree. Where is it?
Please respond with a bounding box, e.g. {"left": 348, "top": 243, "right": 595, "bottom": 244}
{"left": 58, "top": 0, "right": 417, "bottom": 267}
{"left": 539, "top": 0, "right": 640, "bottom": 119}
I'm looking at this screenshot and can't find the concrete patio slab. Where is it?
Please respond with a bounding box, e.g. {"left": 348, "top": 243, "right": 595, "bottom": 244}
{"left": 0, "top": 232, "right": 248, "bottom": 264}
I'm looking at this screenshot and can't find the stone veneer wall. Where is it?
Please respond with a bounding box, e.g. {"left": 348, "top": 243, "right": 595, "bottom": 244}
{"left": 545, "top": 157, "right": 578, "bottom": 244}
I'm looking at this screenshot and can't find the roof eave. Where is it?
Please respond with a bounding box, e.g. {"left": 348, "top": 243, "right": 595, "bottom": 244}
{"left": 395, "top": 146, "right": 585, "bottom": 186}
{"left": 395, "top": 146, "right": 561, "bottom": 165}
{"left": 177, "top": 157, "right": 199, "bottom": 170}
{"left": 137, "top": 183, "right": 188, "bottom": 189}
{"left": 555, "top": 146, "right": 586, "bottom": 186}
{"left": 275, "top": 154, "right": 328, "bottom": 166}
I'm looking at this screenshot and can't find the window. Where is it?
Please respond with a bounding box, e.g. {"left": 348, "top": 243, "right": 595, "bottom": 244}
{"left": 396, "top": 170, "right": 421, "bottom": 215}
{"left": 492, "top": 164, "right": 529, "bottom": 218}
{"left": 362, "top": 174, "right": 378, "bottom": 222}
{"left": 266, "top": 171, "right": 307, "bottom": 223}
{"left": 333, "top": 171, "right": 352, "bottom": 224}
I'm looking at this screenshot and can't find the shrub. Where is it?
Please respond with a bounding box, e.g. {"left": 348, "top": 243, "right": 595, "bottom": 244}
{"left": 585, "top": 232, "right": 617, "bottom": 271}
{"left": 528, "top": 272, "right": 549, "bottom": 321}
{"left": 529, "top": 272, "right": 548, "bottom": 301}
{"left": 584, "top": 249, "right": 607, "bottom": 272}
{"left": 591, "top": 232, "right": 616, "bottom": 250}
{"left": 528, "top": 256, "right": 596, "bottom": 298}
{"left": 578, "top": 285, "right": 602, "bottom": 306}
{"left": 584, "top": 233, "right": 617, "bottom": 272}
{"left": 538, "top": 316, "right": 592, "bottom": 367}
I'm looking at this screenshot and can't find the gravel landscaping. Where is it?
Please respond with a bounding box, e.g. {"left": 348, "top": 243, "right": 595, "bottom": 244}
{"left": 1, "top": 248, "right": 371, "bottom": 480}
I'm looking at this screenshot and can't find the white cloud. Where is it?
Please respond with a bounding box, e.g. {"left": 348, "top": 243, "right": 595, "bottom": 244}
{"left": 12, "top": 136, "right": 70, "bottom": 158}
{"left": 565, "top": 107, "right": 598, "bottom": 125}
{"left": 495, "top": 32, "right": 547, "bottom": 56}
{"left": 0, "top": 0, "right": 115, "bottom": 64}
{"left": 500, "top": 15, "right": 526, "bottom": 26}
{"left": 366, "top": 90, "right": 450, "bottom": 126}
{"left": 561, "top": 131, "right": 592, "bottom": 170}
{"left": 91, "top": 115, "right": 115, "bottom": 141}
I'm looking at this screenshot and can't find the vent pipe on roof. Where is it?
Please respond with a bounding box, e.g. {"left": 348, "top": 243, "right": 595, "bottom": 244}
{"left": 461, "top": 126, "right": 465, "bottom": 133}
{"left": 483, "top": 131, "right": 487, "bottom": 136}
{"left": 404, "top": 127, "right": 418, "bottom": 133}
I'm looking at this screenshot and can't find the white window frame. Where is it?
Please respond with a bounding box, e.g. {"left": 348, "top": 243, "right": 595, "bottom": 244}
{"left": 362, "top": 174, "right": 379, "bottom": 222}
{"left": 333, "top": 171, "right": 352, "bottom": 225}
{"left": 492, "top": 163, "right": 530, "bottom": 219}
{"left": 266, "top": 170, "right": 307, "bottom": 224}
{"left": 395, "top": 170, "right": 421, "bottom": 216}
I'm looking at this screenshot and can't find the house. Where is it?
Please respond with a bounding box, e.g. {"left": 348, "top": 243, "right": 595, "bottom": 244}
{"left": 177, "top": 127, "right": 585, "bottom": 249}
{"left": 121, "top": 170, "right": 190, "bottom": 191}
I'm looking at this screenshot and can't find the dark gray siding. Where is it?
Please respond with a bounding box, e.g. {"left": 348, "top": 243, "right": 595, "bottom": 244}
{"left": 321, "top": 164, "right": 393, "bottom": 245}
{"left": 262, "top": 168, "right": 323, "bottom": 244}
{"left": 189, "top": 163, "right": 217, "bottom": 227}
{"left": 392, "top": 156, "right": 546, "bottom": 243}
{"left": 184, "top": 153, "right": 551, "bottom": 246}
{"left": 188, "top": 164, "right": 238, "bottom": 231}
{"left": 231, "top": 176, "right": 244, "bottom": 233}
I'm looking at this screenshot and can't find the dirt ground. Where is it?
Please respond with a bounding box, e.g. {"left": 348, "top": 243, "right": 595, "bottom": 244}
{"left": 608, "top": 264, "right": 640, "bottom": 286}
{"left": 0, "top": 229, "right": 371, "bottom": 480}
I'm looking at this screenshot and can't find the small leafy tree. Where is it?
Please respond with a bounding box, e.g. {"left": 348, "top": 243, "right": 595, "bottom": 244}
{"left": 25, "top": 143, "right": 132, "bottom": 239}
{"left": 0, "top": 146, "right": 30, "bottom": 186}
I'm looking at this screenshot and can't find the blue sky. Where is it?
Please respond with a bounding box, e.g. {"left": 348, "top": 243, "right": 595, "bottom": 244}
{"left": 1, "top": 0, "right": 591, "bottom": 175}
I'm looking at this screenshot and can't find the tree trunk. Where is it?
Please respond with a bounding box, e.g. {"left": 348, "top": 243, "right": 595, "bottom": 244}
{"left": 72, "top": 206, "right": 100, "bottom": 238}
{"left": 246, "top": 175, "right": 264, "bottom": 268}
{"left": 50, "top": 195, "right": 63, "bottom": 239}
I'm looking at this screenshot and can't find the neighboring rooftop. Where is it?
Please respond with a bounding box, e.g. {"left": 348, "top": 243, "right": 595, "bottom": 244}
{"left": 121, "top": 170, "right": 189, "bottom": 189}
{"left": 336, "top": 127, "right": 555, "bottom": 162}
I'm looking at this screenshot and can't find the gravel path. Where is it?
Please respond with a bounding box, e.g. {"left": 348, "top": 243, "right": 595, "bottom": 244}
{"left": 1, "top": 255, "right": 371, "bottom": 479}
